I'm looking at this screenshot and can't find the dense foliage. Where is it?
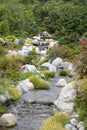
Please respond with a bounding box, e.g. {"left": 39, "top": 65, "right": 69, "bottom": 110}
{"left": 0, "top": 0, "right": 87, "bottom": 41}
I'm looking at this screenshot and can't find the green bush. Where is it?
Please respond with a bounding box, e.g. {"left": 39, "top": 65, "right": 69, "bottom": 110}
{"left": 74, "top": 78, "right": 87, "bottom": 130}
{"left": 46, "top": 45, "right": 59, "bottom": 61}
{"left": 8, "top": 87, "right": 21, "bottom": 100}
{"left": 59, "top": 70, "right": 69, "bottom": 76}
{"left": 0, "top": 78, "right": 13, "bottom": 94}
{"left": 0, "top": 47, "right": 7, "bottom": 56}
{"left": 19, "top": 71, "right": 35, "bottom": 80}
{"left": 29, "top": 75, "right": 50, "bottom": 89}
{"left": 40, "top": 70, "right": 55, "bottom": 79}
{"left": 23, "top": 50, "right": 37, "bottom": 65}
{"left": 0, "top": 56, "right": 23, "bottom": 81}
{"left": 0, "top": 103, "right": 7, "bottom": 115}
{"left": 40, "top": 112, "right": 70, "bottom": 130}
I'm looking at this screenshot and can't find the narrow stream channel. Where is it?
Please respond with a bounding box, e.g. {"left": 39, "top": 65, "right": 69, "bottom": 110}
{"left": 0, "top": 76, "right": 67, "bottom": 130}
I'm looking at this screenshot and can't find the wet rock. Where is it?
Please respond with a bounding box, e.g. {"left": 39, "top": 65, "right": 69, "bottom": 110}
{"left": 16, "top": 79, "right": 34, "bottom": 93}
{"left": 54, "top": 82, "right": 77, "bottom": 114}
{"left": 0, "top": 113, "right": 17, "bottom": 127}
{"left": 52, "top": 57, "right": 63, "bottom": 68}
{"left": 56, "top": 78, "right": 67, "bottom": 87}
{"left": 70, "top": 118, "right": 78, "bottom": 126}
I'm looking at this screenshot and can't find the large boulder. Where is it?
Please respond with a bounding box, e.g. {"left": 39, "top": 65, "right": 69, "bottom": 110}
{"left": 52, "top": 57, "right": 63, "bottom": 68}
{"left": 21, "top": 64, "right": 38, "bottom": 73}
{"left": 56, "top": 79, "right": 67, "bottom": 87}
{"left": 0, "top": 113, "right": 17, "bottom": 127}
{"left": 41, "top": 62, "right": 57, "bottom": 72}
{"left": 16, "top": 79, "right": 34, "bottom": 93}
{"left": 54, "top": 82, "right": 77, "bottom": 114}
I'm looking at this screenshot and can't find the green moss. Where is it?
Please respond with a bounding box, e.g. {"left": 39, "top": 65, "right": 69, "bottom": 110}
{"left": 40, "top": 112, "right": 70, "bottom": 130}
{"left": 8, "top": 87, "right": 22, "bottom": 100}
{"left": 59, "top": 70, "right": 69, "bottom": 76}
{"left": 29, "top": 75, "right": 50, "bottom": 89}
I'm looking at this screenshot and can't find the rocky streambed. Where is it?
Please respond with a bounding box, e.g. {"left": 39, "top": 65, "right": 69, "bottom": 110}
{"left": 0, "top": 76, "right": 64, "bottom": 130}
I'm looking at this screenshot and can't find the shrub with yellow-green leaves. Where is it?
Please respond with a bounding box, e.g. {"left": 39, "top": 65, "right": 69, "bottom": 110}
{"left": 8, "top": 87, "right": 22, "bottom": 100}
{"left": 40, "top": 70, "right": 55, "bottom": 79}
{"left": 40, "top": 112, "right": 70, "bottom": 130}
{"left": 29, "top": 75, "right": 50, "bottom": 89}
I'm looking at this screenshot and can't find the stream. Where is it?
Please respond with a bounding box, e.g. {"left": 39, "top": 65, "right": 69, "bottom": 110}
{"left": 0, "top": 75, "right": 68, "bottom": 130}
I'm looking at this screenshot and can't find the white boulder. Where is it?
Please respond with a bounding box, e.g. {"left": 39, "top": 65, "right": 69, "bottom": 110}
{"left": 54, "top": 82, "right": 77, "bottom": 114}
{"left": 0, "top": 113, "right": 17, "bottom": 127}
{"left": 70, "top": 118, "right": 78, "bottom": 126}
{"left": 21, "top": 64, "right": 38, "bottom": 73}
{"left": 16, "top": 79, "right": 34, "bottom": 93}
{"left": 41, "top": 62, "right": 57, "bottom": 72}
{"left": 52, "top": 57, "right": 63, "bottom": 68}
{"left": 56, "top": 79, "right": 67, "bottom": 87}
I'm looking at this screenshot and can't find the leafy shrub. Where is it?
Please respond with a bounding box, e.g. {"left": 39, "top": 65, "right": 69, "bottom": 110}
{"left": 40, "top": 70, "right": 55, "bottom": 79}
{"left": 40, "top": 112, "right": 70, "bottom": 130}
{"left": 76, "top": 42, "right": 87, "bottom": 77}
{"left": 8, "top": 87, "right": 21, "bottom": 100}
{"left": 19, "top": 71, "right": 35, "bottom": 80}
{"left": 23, "top": 50, "right": 37, "bottom": 65}
{"left": 0, "top": 78, "right": 13, "bottom": 94}
{"left": 29, "top": 75, "right": 50, "bottom": 89}
{"left": 0, "top": 56, "right": 23, "bottom": 81}
{"left": 46, "top": 45, "right": 59, "bottom": 61}
{"left": 74, "top": 78, "right": 87, "bottom": 129}
{"left": 0, "top": 47, "right": 7, "bottom": 56}
{"left": 59, "top": 70, "right": 69, "bottom": 76}
{"left": 0, "top": 103, "right": 7, "bottom": 115}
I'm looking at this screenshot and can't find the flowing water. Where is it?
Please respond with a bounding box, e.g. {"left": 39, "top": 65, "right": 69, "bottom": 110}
{"left": 0, "top": 76, "right": 68, "bottom": 130}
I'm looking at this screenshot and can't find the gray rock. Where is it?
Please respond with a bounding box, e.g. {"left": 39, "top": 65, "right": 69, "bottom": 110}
{"left": 54, "top": 82, "right": 77, "bottom": 114}
{"left": 70, "top": 118, "right": 78, "bottom": 126}
{"left": 16, "top": 79, "right": 34, "bottom": 93}
{"left": 79, "top": 126, "right": 85, "bottom": 130}
{"left": 65, "top": 124, "right": 73, "bottom": 130}
{"left": 41, "top": 62, "right": 57, "bottom": 72}
{"left": 77, "top": 122, "right": 84, "bottom": 129}
{"left": 52, "top": 57, "right": 63, "bottom": 68}
{"left": 14, "top": 38, "right": 20, "bottom": 45}
{"left": 0, "top": 113, "right": 17, "bottom": 127}
{"left": 56, "top": 78, "right": 67, "bottom": 87}
{"left": 21, "top": 64, "right": 38, "bottom": 73}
